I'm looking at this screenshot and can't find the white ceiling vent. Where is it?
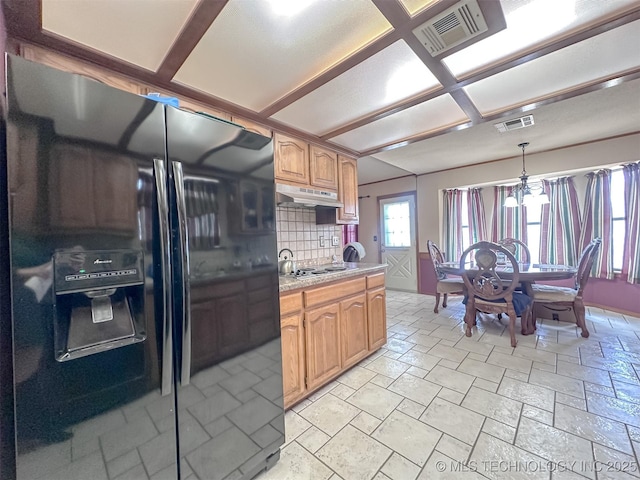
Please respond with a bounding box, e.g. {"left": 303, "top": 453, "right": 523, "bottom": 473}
{"left": 494, "top": 115, "right": 535, "bottom": 133}
{"left": 412, "top": 0, "right": 488, "bottom": 56}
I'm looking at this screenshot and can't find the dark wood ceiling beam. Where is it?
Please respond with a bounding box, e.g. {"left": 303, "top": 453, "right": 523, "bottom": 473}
{"left": 358, "top": 68, "right": 640, "bottom": 158}
{"left": 258, "top": 0, "right": 459, "bottom": 118}
{"left": 156, "top": 0, "right": 228, "bottom": 82}
{"left": 257, "top": 30, "right": 403, "bottom": 118}
{"left": 453, "top": 7, "right": 640, "bottom": 89}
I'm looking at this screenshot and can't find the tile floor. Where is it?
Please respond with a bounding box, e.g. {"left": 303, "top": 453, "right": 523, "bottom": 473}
{"left": 257, "top": 290, "right": 640, "bottom": 480}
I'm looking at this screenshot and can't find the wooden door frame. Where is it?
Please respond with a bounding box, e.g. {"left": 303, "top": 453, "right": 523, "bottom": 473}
{"left": 377, "top": 191, "right": 419, "bottom": 287}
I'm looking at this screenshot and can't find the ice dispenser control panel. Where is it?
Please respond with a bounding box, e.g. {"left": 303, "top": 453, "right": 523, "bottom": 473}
{"left": 54, "top": 249, "right": 144, "bottom": 294}
{"left": 53, "top": 249, "right": 146, "bottom": 362}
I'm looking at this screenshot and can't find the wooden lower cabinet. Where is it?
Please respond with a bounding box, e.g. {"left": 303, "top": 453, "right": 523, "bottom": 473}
{"left": 281, "top": 271, "right": 387, "bottom": 409}
{"left": 281, "top": 311, "right": 305, "bottom": 407}
{"left": 305, "top": 303, "right": 341, "bottom": 391}
{"left": 367, "top": 287, "right": 387, "bottom": 351}
{"left": 340, "top": 294, "right": 368, "bottom": 369}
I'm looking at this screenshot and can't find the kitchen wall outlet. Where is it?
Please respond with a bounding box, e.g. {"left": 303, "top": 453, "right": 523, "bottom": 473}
{"left": 331, "top": 236, "right": 339, "bottom": 246}
{"left": 373, "top": 235, "right": 377, "bottom": 242}
{"left": 319, "top": 236, "right": 325, "bottom": 247}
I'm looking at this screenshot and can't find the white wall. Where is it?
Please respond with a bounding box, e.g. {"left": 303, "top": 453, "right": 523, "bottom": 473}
{"left": 360, "top": 133, "right": 640, "bottom": 254}
{"left": 358, "top": 176, "right": 417, "bottom": 263}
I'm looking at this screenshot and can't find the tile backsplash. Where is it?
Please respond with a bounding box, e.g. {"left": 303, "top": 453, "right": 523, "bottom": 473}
{"left": 276, "top": 206, "right": 342, "bottom": 265}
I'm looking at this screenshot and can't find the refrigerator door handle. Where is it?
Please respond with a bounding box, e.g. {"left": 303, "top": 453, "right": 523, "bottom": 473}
{"left": 172, "top": 161, "right": 192, "bottom": 386}
{"left": 154, "top": 158, "right": 173, "bottom": 396}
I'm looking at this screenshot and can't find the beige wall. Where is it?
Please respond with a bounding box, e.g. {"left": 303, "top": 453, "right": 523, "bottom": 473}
{"left": 360, "top": 133, "right": 640, "bottom": 254}
{"left": 358, "top": 176, "right": 417, "bottom": 263}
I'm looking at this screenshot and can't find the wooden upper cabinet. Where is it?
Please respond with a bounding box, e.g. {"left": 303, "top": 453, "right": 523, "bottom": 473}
{"left": 231, "top": 116, "right": 272, "bottom": 138}
{"left": 274, "top": 133, "right": 309, "bottom": 185}
{"left": 337, "top": 155, "right": 359, "bottom": 224}
{"left": 20, "top": 44, "right": 145, "bottom": 95}
{"left": 309, "top": 145, "right": 338, "bottom": 191}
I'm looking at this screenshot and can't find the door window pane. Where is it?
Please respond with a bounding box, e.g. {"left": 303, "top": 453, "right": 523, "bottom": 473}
{"left": 383, "top": 201, "right": 411, "bottom": 247}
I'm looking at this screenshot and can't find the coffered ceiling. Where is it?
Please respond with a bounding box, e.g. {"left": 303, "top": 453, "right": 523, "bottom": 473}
{"left": 3, "top": 0, "right": 640, "bottom": 185}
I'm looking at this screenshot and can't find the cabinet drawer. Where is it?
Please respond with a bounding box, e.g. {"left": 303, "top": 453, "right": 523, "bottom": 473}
{"left": 280, "top": 292, "right": 303, "bottom": 315}
{"left": 367, "top": 272, "right": 385, "bottom": 289}
{"left": 304, "top": 277, "right": 366, "bottom": 308}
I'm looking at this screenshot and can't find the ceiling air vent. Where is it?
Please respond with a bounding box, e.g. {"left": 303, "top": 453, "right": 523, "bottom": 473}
{"left": 494, "top": 115, "right": 535, "bottom": 133}
{"left": 412, "top": 0, "right": 488, "bottom": 56}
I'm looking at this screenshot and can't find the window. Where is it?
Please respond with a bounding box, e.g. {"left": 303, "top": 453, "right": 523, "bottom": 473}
{"left": 611, "top": 168, "right": 625, "bottom": 270}
{"left": 460, "top": 190, "right": 470, "bottom": 253}
{"left": 383, "top": 201, "right": 411, "bottom": 247}
{"left": 525, "top": 199, "right": 542, "bottom": 265}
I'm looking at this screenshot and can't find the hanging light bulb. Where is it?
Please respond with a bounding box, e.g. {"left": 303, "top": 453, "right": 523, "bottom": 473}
{"left": 503, "top": 142, "right": 549, "bottom": 207}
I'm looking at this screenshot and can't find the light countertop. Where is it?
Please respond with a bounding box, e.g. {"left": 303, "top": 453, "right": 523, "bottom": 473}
{"left": 278, "top": 262, "right": 387, "bottom": 293}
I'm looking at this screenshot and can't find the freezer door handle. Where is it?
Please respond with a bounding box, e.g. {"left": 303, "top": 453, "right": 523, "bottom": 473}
{"left": 154, "top": 158, "right": 173, "bottom": 396}
{"left": 173, "top": 161, "right": 192, "bottom": 386}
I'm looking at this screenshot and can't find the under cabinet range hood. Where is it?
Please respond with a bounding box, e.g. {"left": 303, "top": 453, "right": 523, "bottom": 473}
{"left": 275, "top": 183, "right": 343, "bottom": 208}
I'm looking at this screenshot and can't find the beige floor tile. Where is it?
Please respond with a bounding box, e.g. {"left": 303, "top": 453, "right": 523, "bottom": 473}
{"left": 497, "top": 376, "right": 555, "bottom": 412}
{"left": 404, "top": 333, "right": 441, "bottom": 349}
{"left": 473, "top": 378, "right": 499, "bottom": 393}
{"left": 461, "top": 386, "right": 522, "bottom": 428}
{"left": 592, "top": 444, "right": 640, "bottom": 479}
{"left": 385, "top": 338, "right": 416, "bottom": 354}
{"left": 330, "top": 383, "right": 356, "bottom": 400}
{"left": 522, "top": 405, "right": 554, "bottom": 425}
{"left": 469, "top": 432, "right": 549, "bottom": 480}
{"left": 372, "top": 411, "right": 441, "bottom": 466}
{"left": 586, "top": 391, "right": 640, "bottom": 427}
{"left": 336, "top": 366, "right": 380, "bottom": 390}
{"left": 397, "top": 398, "right": 427, "bottom": 419}
{"left": 296, "top": 426, "right": 331, "bottom": 454}
{"left": 388, "top": 373, "right": 441, "bottom": 406}
{"left": 529, "top": 369, "right": 585, "bottom": 398}
{"left": 425, "top": 365, "right": 475, "bottom": 394}
{"left": 365, "top": 357, "right": 411, "bottom": 379}
{"left": 316, "top": 425, "right": 392, "bottom": 480}
{"left": 512, "top": 345, "right": 558, "bottom": 366}
{"left": 557, "top": 361, "right": 613, "bottom": 387}
{"left": 515, "top": 417, "right": 595, "bottom": 480}
{"left": 585, "top": 382, "right": 616, "bottom": 397}
{"left": 554, "top": 403, "right": 634, "bottom": 455}
{"left": 487, "top": 351, "right": 533, "bottom": 374}
{"left": 556, "top": 392, "right": 587, "bottom": 411}
{"left": 457, "top": 357, "right": 505, "bottom": 383}
{"left": 504, "top": 369, "right": 530, "bottom": 381}
{"left": 406, "top": 366, "right": 429, "bottom": 378}
{"left": 350, "top": 411, "right": 382, "bottom": 435}
{"left": 435, "top": 434, "right": 473, "bottom": 462}
{"left": 420, "top": 397, "right": 485, "bottom": 445}
{"left": 283, "top": 411, "right": 312, "bottom": 445}
{"left": 370, "top": 374, "right": 395, "bottom": 388}
{"left": 417, "top": 451, "right": 487, "bottom": 479}
{"left": 255, "top": 441, "right": 332, "bottom": 480}
{"left": 298, "top": 394, "right": 360, "bottom": 436}
{"left": 437, "top": 387, "right": 466, "bottom": 405}
{"left": 481, "top": 418, "right": 516, "bottom": 443}
{"left": 381, "top": 452, "right": 421, "bottom": 480}
{"left": 347, "top": 383, "right": 404, "bottom": 420}
{"left": 613, "top": 379, "right": 640, "bottom": 405}
{"left": 427, "top": 344, "right": 469, "bottom": 363}
{"left": 397, "top": 350, "right": 440, "bottom": 371}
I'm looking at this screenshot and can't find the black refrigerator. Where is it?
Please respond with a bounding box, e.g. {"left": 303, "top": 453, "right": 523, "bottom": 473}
{"left": 1, "top": 55, "right": 285, "bottom": 480}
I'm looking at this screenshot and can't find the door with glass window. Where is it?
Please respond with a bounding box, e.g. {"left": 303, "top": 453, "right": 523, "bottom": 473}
{"left": 379, "top": 194, "right": 417, "bottom": 291}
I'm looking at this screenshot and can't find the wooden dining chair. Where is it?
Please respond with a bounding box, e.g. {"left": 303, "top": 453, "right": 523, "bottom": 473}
{"left": 498, "top": 238, "right": 531, "bottom": 264}
{"left": 426, "top": 240, "right": 464, "bottom": 313}
{"left": 529, "top": 238, "right": 602, "bottom": 338}
{"left": 460, "top": 241, "right": 533, "bottom": 348}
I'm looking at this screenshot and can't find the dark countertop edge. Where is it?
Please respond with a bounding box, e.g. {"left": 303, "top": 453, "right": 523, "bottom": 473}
{"left": 278, "top": 263, "right": 387, "bottom": 293}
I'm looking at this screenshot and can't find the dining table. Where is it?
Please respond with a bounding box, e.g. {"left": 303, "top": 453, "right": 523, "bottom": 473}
{"left": 439, "top": 262, "right": 578, "bottom": 335}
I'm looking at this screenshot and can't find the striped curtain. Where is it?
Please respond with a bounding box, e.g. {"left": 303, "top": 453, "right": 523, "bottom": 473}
{"left": 491, "top": 185, "right": 528, "bottom": 243}
{"left": 623, "top": 162, "right": 640, "bottom": 284}
{"left": 580, "top": 170, "right": 614, "bottom": 279}
{"left": 467, "top": 188, "right": 487, "bottom": 244}
{"left": 443, "top": 189, "right": 463, "bottom": 261}
{"left": 539, "top": 177, "right": 581, "bottom": 266}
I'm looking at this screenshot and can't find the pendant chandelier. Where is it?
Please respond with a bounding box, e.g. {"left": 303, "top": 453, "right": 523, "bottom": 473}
{"left": 504, "top": 142, "right": 550, "bottom": 208}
